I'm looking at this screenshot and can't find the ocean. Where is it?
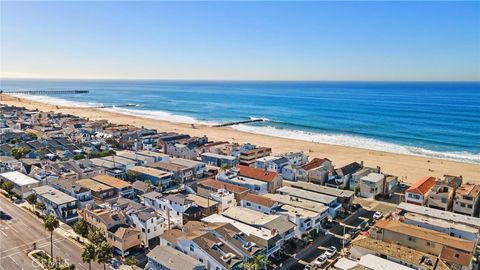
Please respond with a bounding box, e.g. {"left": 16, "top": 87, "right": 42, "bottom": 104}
{"left": 1, "top": 79, "right": 479, "bottom": 164}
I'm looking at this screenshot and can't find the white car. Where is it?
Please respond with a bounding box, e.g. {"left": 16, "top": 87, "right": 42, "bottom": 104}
{"left": 324, "top": 246, "right": 337, "bottom": 258}
{"left": 313, "top": 254, "right": 328, "bottom": 267}
{"left": 373, "top": 211, "right": 383, "bottom": 220}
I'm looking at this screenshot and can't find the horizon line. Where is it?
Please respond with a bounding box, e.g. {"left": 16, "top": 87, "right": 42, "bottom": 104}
{"left": 1, "top": 76, "right": 479, "bottom": 83}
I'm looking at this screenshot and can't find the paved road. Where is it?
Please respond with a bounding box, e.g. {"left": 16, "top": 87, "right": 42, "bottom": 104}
{"left": 0, "top": 195, "right": 104, "bottom": 270}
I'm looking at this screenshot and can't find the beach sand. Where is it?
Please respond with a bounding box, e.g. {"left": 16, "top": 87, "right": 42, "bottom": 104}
{"left": 1, "top": 94, "right": 479, "bottom": 184}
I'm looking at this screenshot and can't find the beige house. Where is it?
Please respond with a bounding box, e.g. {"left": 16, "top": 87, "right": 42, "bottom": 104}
{"left": 428, "top": 180, "right": 455, "bottom": 211}
{"left": 374, "top": 220, "right": 475, "bottom": 270}
{"left": 453, "top": 184, "right": 480, "bottom": 217}
{"left": 81, "top": 208, "right": 142, "bottom": 256}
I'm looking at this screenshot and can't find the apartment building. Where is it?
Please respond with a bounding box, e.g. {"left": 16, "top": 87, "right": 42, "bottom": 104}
{"left": 453, "top": 184, "right": 480, "bottom": 217}
{"left": 375, "top": 220, "right": 476, "bottom": 269}
{"left": 239, "top": 147, "right": 272, "bottom": 167}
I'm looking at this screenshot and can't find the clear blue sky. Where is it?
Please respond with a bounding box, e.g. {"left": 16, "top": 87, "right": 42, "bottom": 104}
{"left": 1, "top": 1, "right": 479, "bottom": 81}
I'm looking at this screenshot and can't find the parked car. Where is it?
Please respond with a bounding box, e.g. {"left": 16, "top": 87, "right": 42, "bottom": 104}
{"left": 359, "top": 220, "right": 369, "bottom": 231}
{"left": 373, "top": 211, "right": 383, "bottom": 220}
{"left": 348, "top": 228, "right": 359, "bottom": 237}
{"left": 342, "top": 233, "right": 352, "bottom": 245}
{"left": 313, "top": 254, "right": 328, "bottom": 267}
{"left": 324, "top": 246, "right": 337, "bottom": 258}
{"left": 303, "top": 265, "right": 312, "bottom": 270}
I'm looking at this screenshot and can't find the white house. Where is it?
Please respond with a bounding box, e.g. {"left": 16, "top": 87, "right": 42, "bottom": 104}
{"left": 0, "top": 171, "right": 41, "bottom": 198}
{"left": 146, "top": 245, "right": 204, "bottom": 270}
{"left": 33, "top": 185, "right": 78, "bottom": 223}
{"left": 359, "top": 173, "right": 384, "bottom": 199}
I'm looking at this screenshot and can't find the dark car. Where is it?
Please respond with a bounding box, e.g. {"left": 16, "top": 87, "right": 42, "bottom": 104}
{"left": 358, "top": 220, "right": 369, "bottom": 231}
{"left": 0, "top": 210, "right": 11, "bottom": 220}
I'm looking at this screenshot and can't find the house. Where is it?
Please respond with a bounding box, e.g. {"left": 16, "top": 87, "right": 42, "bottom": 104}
{"left": 277, "top": 186, "right": 342, "bottom": 218}
{"left": 76, "top": 179, "right": 117, "bottom": 203}
{"left": 51, "top": 178, "right": 95, "bottom": 209}
{"left": 115, "top": 150, "right": 155, "bottom": 165}
{"left": 208, "top": 189, "right": 237, "bottom": 212}
{"left": 216, "top": 169, "right": 269, "bottom": 195}
{"left": 241, "top": 193, "right": 328, "bottom": 238}
{"left": 160, "top": 222, "right": 263, "bottom": 270}
{"left": 196, "top": 179, "right": 249, "bottom": 203}
{"left": 32, "top": 185, "right": 78, "bottom": 223}
{"left": 326, "top": 161, "right": 363, "bottom": 189}
{"left": 359, "top": 173, "right": 384, "bottom": 199}
{"left": 171, "top": 158, "right": 206, "bottom": 178}
{"left": 91, "top": 174, "right": 134, "bottom": 199}
{"left": 201, "top": 215, "right": 281, "bottom": 258}
{"left": 239, "top": 147, "right": 272, "bottom": 167}
{"left": 81, "top": 208, "right": 142, "bottom": 256}
{"left": 147, "top": 161, "right": 193, "bottom": 183}
{"left": 336, "top": 253, "right": 435, "bottom": 270}
{"left": 405, "top": 176, "right": 436, "bottom": 206}
{"left": 136, "top": 150, "right": 170, "bottom": 163}
{"left": 132, "top": 180, "right": 151, "bottom": 196}
{"left": 144, "top": 192, "right": 199, "bottom": 226}
{"left": 350, "top": 236, "right": 449, "bottom": 270}
{"left": 236, "top": 165, "right": 282, "bottom": 193}
{"left": 128, "top": 206, "right": 167, "bottom": 248}
{"left": 221, "top": 206, "right": 295, "bottom": 246}
{"left": 0, "top": 156, "right": 24, "bottom": 173}
{"left": 374, "top": 220, "right": 476, "bottom": 269}
{"left": 186, "top": 194, "right": 219, "bottom": 217}
{"left": 397, "top": 202, "right": 480, "bottom": 230}
{"left": 453, "top": 184, "right": 480, "bottom": 217}
{"left": 201, "top": 153, "right": 238, "bottom": 168}
{"left": 145, "top": 245, "right": 205, "bottom": 270}
{"left": 300, "top": 157, "right": 332, "bottom": 184}
{"left": 127, "top": 166, "right": 174, "bottom": 190}
{"left": 402, "top": 212, "right": 479, "bottom": 243}
{"left": 282, "top": 180, "right": 355, "bottom": 212}
{"left": 0, "top": 171, "right": 41, "bottom": 198}
{"left": 240, "top": 193, "right": 279, "bottom": 214}
{"left": 66, "top": 159, "right": 104, "bottom": 179}
{"left": 427, "top": 178, "right": 458, "bottom": 211}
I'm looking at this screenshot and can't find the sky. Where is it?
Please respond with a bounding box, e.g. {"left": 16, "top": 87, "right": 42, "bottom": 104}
{"left": 1, "top": 1, "right": 479, "bottom": 81}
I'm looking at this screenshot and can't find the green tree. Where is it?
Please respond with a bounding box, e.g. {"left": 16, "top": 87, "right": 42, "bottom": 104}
{"left": 2, "top": 181, "right": 13, "bottom": 192}
{"left": 354, "top": 184, "right": 360, "bottom": 195}
{"left": 124, "top": 256, "right": 137, "bottom": 266}
{"left": 26, "top": 193, "right": 37, "bottom": 205}
{"left": 252, "top": 254, "right": 269, "bottom": 270}
{"left": 73, "top": 153, "right": 85, "bottom": 160}
{"left": 36, "top": 201, "right": 46, "bottom": 211}
{"left": 125, "top": 170, "right": 140, "bottom": 182}
{"left": 81, "top": 243, "right": 96, "bottom": 270}
{"left": 11, "top": 147, "right": 30, "bottom": 159}
{"left": 105, "top": 138, "right": 119, "bottom": 148}
{"left": 88, "top": 228, "right": 106, "bottom": 246}
{"left": 43, "top": 214, "right": 59, "bottom": 258}
{"left": 27, "top": 132, "right": 38, "bottom": 140}
{"left": 73, "top": 218, "right": 89, "bottom": 238}
{"left": 87, "top": 151, "right": 101, "bottom": 159}
{"left": 95, "top": 241, "right": 113, "bottom": 270}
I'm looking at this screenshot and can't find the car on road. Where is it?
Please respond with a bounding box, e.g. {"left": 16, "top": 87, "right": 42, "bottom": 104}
{"left": 0, "top": 210, "right": 11, "bottom": 220}
{"left": 313, "top": 254, "right": 328, "bottom": 267}
{"left": 358, "top": 220, "right": 369, "bottom": 231}
{"left": 373, "top": 211, "right": 383, "bottom": 220}
{"left": 342, "top": 233, "right": 352, "bottom": 245}
{"left": 324, "top": 246, "right": 337, "bottom": 258}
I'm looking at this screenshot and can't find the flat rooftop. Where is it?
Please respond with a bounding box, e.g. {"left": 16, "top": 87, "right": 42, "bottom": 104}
{"left": 77, "top": 178, "right": 114, "bottom": 192}
{"left": 277, "top": 186, "right": 336, "bottom": 205}
{"left": 276, "top": 204, "right": 319, "bottom": 219}
{"left": 201, "top": 214, "right": 277, "bottom": 241}
{"left": 202, "top": 152, "right": 237, "bottom": 160}
{"left": 403, "top": 212, "right": 478, "bottom": 234}
{"left": 0, "top": 171, "right": 39, "bottom": 186}
{"left": 263, "top": 193, "right": 329, "bottom": 214}
{"left": 186, "top": 194, "right": 218, "bottom": 209}
{"left": 147, "top": 245, "right": 203, "bottom": 270}
{"left": 129, "top": 166, "right": 173, "bottom": 178}
{"left": 33, "top": 185, "right": 76, "bottom": 205}
{"left": 91, "top": 175, "right": 131, "bottom": 189}
{"left": 222, "top": 206, "right": 278, "bottom": 226}
{"left": 283, "top": 180, "right": 354, "bottom": 198}
{"left": 397, "top": 202, "right": 480, "bottom": 229}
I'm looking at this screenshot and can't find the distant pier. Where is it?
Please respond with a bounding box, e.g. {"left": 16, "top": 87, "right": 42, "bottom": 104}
{"left": 213, "top": 118, "right": 264, "bottom": 127}
{"left": 1, "top": 90, "right": 89, "bottom": 95}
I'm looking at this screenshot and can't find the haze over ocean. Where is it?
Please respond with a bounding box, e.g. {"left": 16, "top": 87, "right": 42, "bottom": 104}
{"left": 2, "top": 79, "right": 479, "bottom": 163}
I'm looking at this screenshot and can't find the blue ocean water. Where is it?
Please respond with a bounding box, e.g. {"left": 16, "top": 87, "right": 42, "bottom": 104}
{"left": 1, "top": 79, "right": 479, "bottom": 163}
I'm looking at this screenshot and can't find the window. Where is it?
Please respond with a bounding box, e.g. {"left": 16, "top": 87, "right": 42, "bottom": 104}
{"left": 246, "top": 202, "right": 251, "bottom": 206}
{"left": 190, "top": 244, "right": 194, "bottom": 252}
{"left": 467, "top": 204, "right": 473, "bottom": 209}
{"left": 441, "top": 198, "right": 447, "bottom": 204}
{"left": 408, "top": 236, "right": 416, "bottom": 242}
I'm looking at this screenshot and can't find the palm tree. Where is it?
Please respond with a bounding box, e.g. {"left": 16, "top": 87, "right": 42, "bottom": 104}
{"left": 81, "top": 243, "right": 96, "bottom": 270}
{"left": 252, "top": 254, "right": 269, "bottom": 270}
{"left": 96, "top": 241, "right": 113, "bottom": 270}
{"left": 43, "top": 214, "right": 59, "bottom": 258}
{"left": 88, "top": 228, "right": 106, "bottom": 246}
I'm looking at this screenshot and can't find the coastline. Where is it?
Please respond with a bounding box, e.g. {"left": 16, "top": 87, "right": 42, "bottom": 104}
{"left": 1, "top": 94, "right": 479, "bottom": 184}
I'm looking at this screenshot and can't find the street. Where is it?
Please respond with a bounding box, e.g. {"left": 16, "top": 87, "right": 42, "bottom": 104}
{"left": 0, "top": 195, "right": 104, "bottom": 270}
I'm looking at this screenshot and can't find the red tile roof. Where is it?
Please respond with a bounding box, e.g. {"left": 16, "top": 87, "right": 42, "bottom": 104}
{"left": 236, "top": 165, "right": 278, "bottom": 183}
{"left": 406, "top": 176, "right": 436, "bottom": 195}
{"left": 242, "top": 193, "right": 276, "bottom": 208}
{"left": 198, "top": 179, "right": 248, "bottom": 193}
{"left": 302, "top": 158, "right": 329, "bottom": 171}
{"left": 456, "top": 184, "right": 480, "bottom": 197}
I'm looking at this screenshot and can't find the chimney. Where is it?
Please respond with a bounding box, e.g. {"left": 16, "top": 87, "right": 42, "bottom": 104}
{"left": 360, "top": 161, "right": 364, "bottom": 167}
{"left": 377, "top": 166, "right": 381, "bottom": 173}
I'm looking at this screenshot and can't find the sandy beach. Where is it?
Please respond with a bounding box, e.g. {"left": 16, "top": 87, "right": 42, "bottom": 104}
{"left": 1, "top": 94, "right": 479, "bottom": 184}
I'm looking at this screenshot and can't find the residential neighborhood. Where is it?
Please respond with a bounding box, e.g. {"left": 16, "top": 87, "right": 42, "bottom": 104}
{"left": 1, "top": 104, "right": 479, "bottom": 270}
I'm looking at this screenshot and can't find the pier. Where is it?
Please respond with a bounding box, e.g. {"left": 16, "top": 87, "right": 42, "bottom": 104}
{"left": 213, "top": 118, "right": 264, "bottom": 127}
{"left": 1, "top": 90, "right": 89, "bottom": 95}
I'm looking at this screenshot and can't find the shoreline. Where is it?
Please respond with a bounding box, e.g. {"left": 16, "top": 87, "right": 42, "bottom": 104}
{"left": 1, "top": 94, "right": 479, "bottom": 184}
